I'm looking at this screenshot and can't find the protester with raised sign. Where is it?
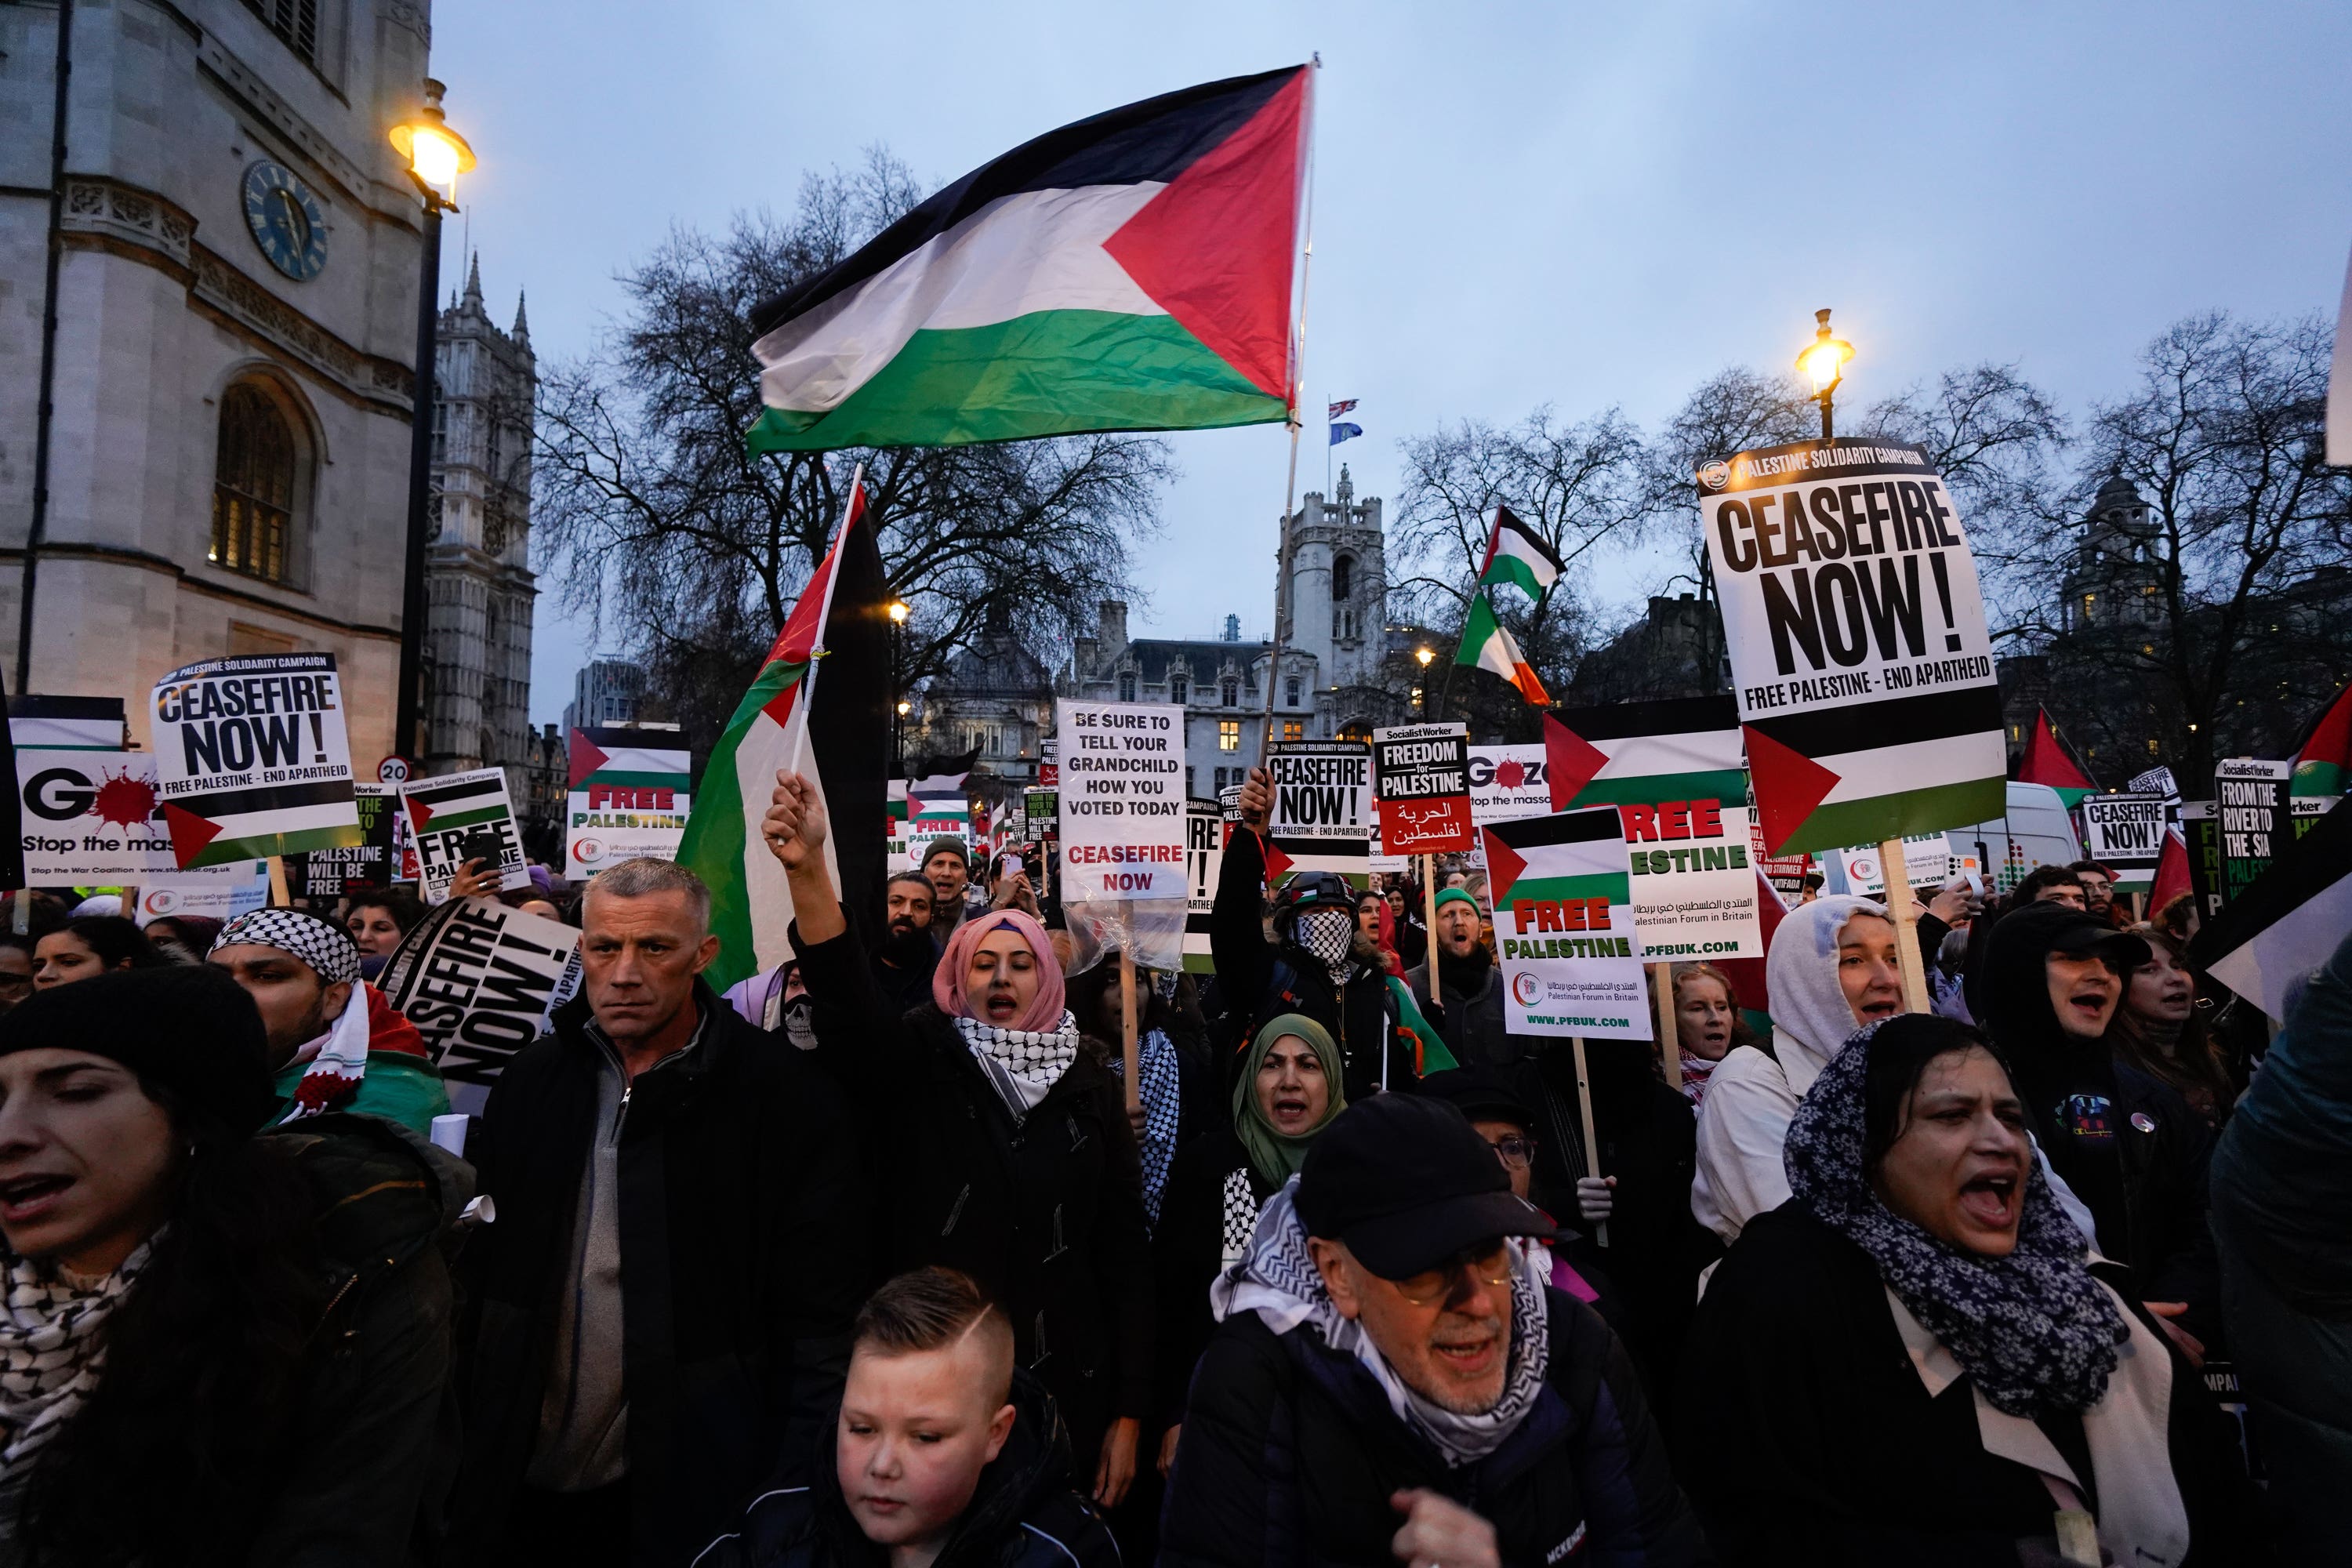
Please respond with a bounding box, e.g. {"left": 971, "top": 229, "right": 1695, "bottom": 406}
{"left": 31, "top": 916, "right": 168, "bottom": 989}
{"left": 449, "top": 857, "right": 869, "bottom": 1565}
{"left": 1679, "top": 1014, "right": 2256, "bottom": 1566}
{"left": 763, "top": 773, "right": 1154, "bottom": 1521}
{"left": 205, "top": 909, "right": 450, "bottom": 1135}
{"left": 1160, "top": 1093, "right": 1706, "bottom": 1566}
{"left": 0, "top": 964, "right": 473, "bottom": 1562}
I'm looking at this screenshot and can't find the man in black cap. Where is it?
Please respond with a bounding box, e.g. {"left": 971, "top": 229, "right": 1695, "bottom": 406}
{"left": 1159, "top": 1094, "right": 1704, "bottom": 1566}
{"left": 1981, "top": 900, "right": 2220, "bottom": 1356}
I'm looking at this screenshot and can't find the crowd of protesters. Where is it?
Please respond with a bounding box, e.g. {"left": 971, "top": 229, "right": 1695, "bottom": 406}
{"left": 0, "top": 759, "right": 2330, "bottom": 1565}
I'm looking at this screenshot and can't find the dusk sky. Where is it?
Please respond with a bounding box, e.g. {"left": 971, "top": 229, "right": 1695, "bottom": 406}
{"left": 419, "top": 1, "right": 2352, "bottom": 724}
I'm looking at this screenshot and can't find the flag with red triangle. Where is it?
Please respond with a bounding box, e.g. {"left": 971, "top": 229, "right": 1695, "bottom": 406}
{"left": 2292, "top": 683, "right": 2352, "bottom": 805}
{"left": 2016, "top": 707, "right": 2096, "bottom": 808}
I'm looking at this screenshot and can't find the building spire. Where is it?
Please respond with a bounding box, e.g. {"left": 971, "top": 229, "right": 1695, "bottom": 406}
{"left": 463, "top": 250, "right": 484, "bottom": 307}
{"left": 511, "top": 289, "right": 530, "bottom": 345}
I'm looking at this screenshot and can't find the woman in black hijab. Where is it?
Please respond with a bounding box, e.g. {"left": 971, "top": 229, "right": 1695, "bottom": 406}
{"left": 1678, "top": 1014, "right": 2256, "bottom": 1566}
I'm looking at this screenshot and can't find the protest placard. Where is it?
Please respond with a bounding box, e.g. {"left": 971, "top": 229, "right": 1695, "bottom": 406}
{"left": 1055, "top": 699, "right": 1188, "bottom": 903}
{"left": 8, "top": 695, "right": 123, "bottom": 751}
{"left": 379, "top": 896, "right": 580, "bottom": 1108}
{"left": 400, "top": 768, "right": 530, "bottom": 903}
{"left": 132, "top": 862, "right": 270, "bottom": 926}
{"left": 148, "top": 652, "right": 361, "bottom": 867}
{"left": 1483, "top": 807, "right": 1649, "bottom": 1040}
{"left": 1468, "top": 746, "right": 1553, "bottom": 826}
{"left": 2181, "top": 800, "right": 2223, "bottom": 919}
{"left": 283, "top": 784, "right": 398, "bottom": 898}
{"left": 1748, "top": 817, "right": 1813, "bottom": 903}
{"left": 1835, "top": 834, "right": 1966, "bottom": 895}
{"left": 2082, "top": 793, "right": 2168, "bottom": 890}
{"left": 1183, "top": 798, "right": 1225, "bottom": 973}
{"left": 567, "top": 728, "right": 693, "bottom": 879}
{"left": 2216, "top": 759, "right": 2291, "bottom": 904}
{"left": 1374, "top": 724, "right": 1473, "bottom": 855}
{"left": 1699, "top": 441, "right": 2005, "bottom": 855}
{"left": 15, "top": 750, "right": 178, "bottom": 881}
{"left": 1266, "top": 739, "right": 1374, "bottom": 878}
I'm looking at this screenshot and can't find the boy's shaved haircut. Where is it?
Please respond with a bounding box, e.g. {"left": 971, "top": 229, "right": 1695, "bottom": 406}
{"left": 853, "top": 1266, "right": 1015, "bottom": 1406}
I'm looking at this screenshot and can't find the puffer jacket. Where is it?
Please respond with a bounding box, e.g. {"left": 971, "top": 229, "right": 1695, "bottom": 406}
{"left": 691, "top": 1370, "right": 1118, "bottom": 1568}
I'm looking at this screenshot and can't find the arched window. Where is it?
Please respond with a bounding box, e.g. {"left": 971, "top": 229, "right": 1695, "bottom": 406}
{"left": 211, "top": 382, "right": 299, "bottom": 584}
{"left": 1170, "top": 670, "right": 1189, "bottom": 705}
{"left": 1118, "top": 670, "right": 1136, "bottom": 702}
{"left": 1330, "top": 554, "right": 1354, "bottom": 601}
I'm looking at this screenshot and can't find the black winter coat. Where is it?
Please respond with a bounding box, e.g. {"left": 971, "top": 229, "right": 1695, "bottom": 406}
{"left": 1150, "top": 1129, "right": 1279, "bottom": 1432}
{"left": 692, "top": 1370, "right": 1120, "bottom": 1568}
{"left": 1406, "top": 951, "right": 1512, "bottom": 1068}
{"left": 1210, "top": 826, "right": 1406, "bottom": 1101}
{"left": 792, "top": 921, "right": 1156, "bottom": 1464}
{"left": 451, "top": 984, "right": 870, "bottom": 1565}
{"left": 1160, "top": 1290, "right": 1709, "bottom": 1566}
{"left": 1676, "top": 1206, "right": 2258, "bottom": 1566}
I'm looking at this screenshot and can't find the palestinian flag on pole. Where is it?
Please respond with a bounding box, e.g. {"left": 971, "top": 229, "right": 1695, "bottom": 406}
{"left": 2292, "top": 684, "right": 2352, "bottom": 804}
{"left": 1478, "top": 506, "right": 1564, "bottom": 603}
{"left": 2188, "top": 796, "right": 2352, "bottom": 1020}
{"left": 1457, "top": 590, "right": 1549, "bottom": 706}
{"left": 1480, "top": 810, "right": 1633, "bottom": 910}
{"left": 2017, "top": 707, "right": 2096, "bottom": 808}
{"left": 1544, "top": 695, "right": 1745, "bottom": 810}
{"left": 680, "top": 477, "right": 890, "bottom": 992}
{"left": 1743, "top": 687, "right": 2009, "bottom": 857}
{"left": 746, "top": 66, "right": 1311, "bottom": 452}
{"left": 569, "top": 730, "right": 691, "bottom": 792}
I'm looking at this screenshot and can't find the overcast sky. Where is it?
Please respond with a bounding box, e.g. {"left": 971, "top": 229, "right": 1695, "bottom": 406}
{"left": 420, "top": 1, "right": 2352, "bottom": 724}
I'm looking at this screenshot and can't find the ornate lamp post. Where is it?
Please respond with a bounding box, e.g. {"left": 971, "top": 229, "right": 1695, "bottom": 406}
{"left": 1797, "top": 307, "right": 1854, "bottom": 441}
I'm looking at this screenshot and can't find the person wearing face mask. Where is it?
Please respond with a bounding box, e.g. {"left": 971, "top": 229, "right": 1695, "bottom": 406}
{"left": 766, "top": 772, "right": 1154, "bottom": 1521}
{"left": 1161, "top": 1093, "right": 1705, "bottom": 1566}
{"left": 1214, "top": 768, "right": 1412, "bottom": 1100}
{"left": 695, "top": 1267, "right": 1120, "bottom": 1568}
{"left": 1151, "top": 1016, "right": 1347, "bottom": 1481}
{"left": 1406, "top": 888, "right": 1510, "bottom": 1068}
{"left": 2109, "top": 925, "right": 2236, "bottom": 1129}
{"left": 1982, "top": 902, "right": 2221, "bottom": 1359}
{"left": 1678, "top": 1014, "right": 2256, "bottom": 1566}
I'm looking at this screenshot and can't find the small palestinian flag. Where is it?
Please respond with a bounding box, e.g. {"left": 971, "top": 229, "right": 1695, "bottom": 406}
{"left": 402, "top": 770, "right": 511, "bottom": 835}
{"left": 569, "top": 729, "right": 691, "bottom": 793}
{"left": 1743, "top": 686, "right": 2008, "bottom": 858}
{"left": 1481, "top": 810, "right": 1632, "bottom": 911}
{"left": 2189, "top": 797, "right": 2352, "bottom": 1021}
{"left": 1478, "top": 506, "right": 1564, "bottom": 604}
{"left": 1544, "top": 696, "right": 1745, "bottom": 810}
{"left": 747, "top": 66, "right": 1310, "bottom": 452}
{"left": 1457, "top": 590, "right": 1549, "bottom": 706}
{"left": 2017, "top": 707, "right": 2096, "bottom": 808}
{"left": 2292, "top": 684, "right": 2352, "bottom": 804}
{"left": 681, "top": 479, "right": 890, "bottom": 991}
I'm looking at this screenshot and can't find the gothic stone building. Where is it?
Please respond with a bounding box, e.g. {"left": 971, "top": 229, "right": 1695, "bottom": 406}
{"left": 421, "top": 254, "right": 535, "bottom": 786}
{"left": 0, "top": 0, "right": 441, "bottom": 763}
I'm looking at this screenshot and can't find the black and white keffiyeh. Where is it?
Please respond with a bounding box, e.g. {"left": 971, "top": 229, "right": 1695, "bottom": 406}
{"left": 953, "top": 1011, "right": 1081, "bottom": 1120}
{"left": 211, "top": 908, "right": 362, "bottom": 986}
{"left": 1784, "top": 1018, "right": 2128, "bottom": 1417}
{"left": 1108, "top": 1027, "right": 1181, "bottom": 1231}
{"left": 1293, "top": 907, "right": 1359, "bottom": 989}
{"left": 1210, "top": 1180, "right": 1550, "bottom": 1468}
{"left": 0, "top": 1240, "right": 154, "bottom": 1490}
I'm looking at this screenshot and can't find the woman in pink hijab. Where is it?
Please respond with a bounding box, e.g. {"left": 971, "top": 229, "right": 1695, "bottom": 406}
{"left": 760, "top": 773, "right": 1152, "bottom": 1517}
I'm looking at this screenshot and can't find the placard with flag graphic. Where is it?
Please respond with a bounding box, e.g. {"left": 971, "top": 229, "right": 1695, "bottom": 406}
{"left": 400, "top": 768, "right": 529, "bottom": 902}
{"left": 1544, "top": 696, "right": 1763, "bottom": 959}
{"left": 747, "top": 66, "right": 1310, "bottom": 452}
{"left": 567, "top": 728, "right": 694, "bottom": 878}
{"left": 680, "top": 478, "right": 889, "bottom": 992}
{"left": 149, "top": 653, "right": 361, "bottom": 868}
{"left": 1483, "top": 807, "right": 1649, "bottom": 1040}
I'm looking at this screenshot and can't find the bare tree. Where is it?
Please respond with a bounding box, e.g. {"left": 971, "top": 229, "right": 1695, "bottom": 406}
{"left": 532, "top": 149, "right": 1173, "bottom": 749}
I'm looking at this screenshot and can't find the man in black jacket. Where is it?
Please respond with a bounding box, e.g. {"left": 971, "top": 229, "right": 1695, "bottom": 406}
{"left": 1160, "top": 1094, "right": 1708, "bottom": 1566}
{"left": 451, "top": 858, "right": 870, "bottom": 1566}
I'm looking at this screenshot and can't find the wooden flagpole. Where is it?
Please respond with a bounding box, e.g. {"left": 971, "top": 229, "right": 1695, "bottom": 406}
{"left": 1651, "top": 960, "right": 1683, "bottom": 1088}
{"left": 1880, "top": 837, "right": 1933, "bottom": 1014}
{"left": 1570, "top": 1035, "right": 1608, "bottom": 1247}
{"left": 1119, "top": 947, "right": 1141, "bottom": 1117}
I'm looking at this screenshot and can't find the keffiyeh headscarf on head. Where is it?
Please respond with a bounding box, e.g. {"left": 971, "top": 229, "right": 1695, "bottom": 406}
{"left": 1784, "top": 1014, "right": 2127, "bottom": 1417}
{"left": 935, "top": 910, "right": 1080, "bottom": 1120}
{"left": 211, "top": 909, "right": 361, "bottom": 986}
{"left": 211, "top": 909, "right": 372, "bottom": 1122}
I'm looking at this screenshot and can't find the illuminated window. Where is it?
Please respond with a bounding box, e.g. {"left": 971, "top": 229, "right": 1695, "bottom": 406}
{"left": 1218, "top": 720, "right": 1240, "bottom": 752}
{"left": 210, "top": 382, "right": 299, "bottom": 586}
{"left": 1283, "top": 720, "right": 1303, "bottom": 741}
{"left": 2147, "top": 739, "right": 2160, "bottom": 755}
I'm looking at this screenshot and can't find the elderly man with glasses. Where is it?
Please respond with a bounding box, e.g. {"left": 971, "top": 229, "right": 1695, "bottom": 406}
{"left": 1160, "top": 1094, "right": 1705, "bottom": 1568}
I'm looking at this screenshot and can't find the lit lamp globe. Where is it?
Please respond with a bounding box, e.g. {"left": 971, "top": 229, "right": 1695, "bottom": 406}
{"left": 390, "top": 79, "right": 477, "bottom": 209}
{"left": 888, "top": 601, "right": 911, "bottom": 624}
{"left": 1415, "top": 646, "right": 1435, "bottom": 668}
{"left": 1796, "top": 307, "right": 1854, "bottom": 439}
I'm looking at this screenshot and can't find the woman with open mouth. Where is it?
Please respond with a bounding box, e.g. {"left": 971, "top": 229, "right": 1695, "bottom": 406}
{"left": 1679, "top": 1014, "right": 2257, "bottom": 1566}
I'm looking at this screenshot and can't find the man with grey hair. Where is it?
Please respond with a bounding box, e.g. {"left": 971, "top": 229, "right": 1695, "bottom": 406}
{"left": 451, "top": 858, "right": 872, "bottom": 1566}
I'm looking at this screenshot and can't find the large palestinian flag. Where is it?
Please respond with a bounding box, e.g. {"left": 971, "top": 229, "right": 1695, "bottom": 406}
{"left": 746, "top": 67, "right": 1310, "bottom": 452}
{"left": 2016, "top": 707, "right": 2096, "bottom": 808}
{"left": 2292, "top": 684, "right": 2352, "bottom": 804}
{"left": 1478, "top": 506, "right": 1563, "bottom": 601}
{"left": 2189, "top": 797, "right": 2352, "bottom": 1021}
{"left": 1544, "top": 696, "right": 1745, "bottom": 809}
{"left": 680, "top": 483, "right": 890, "bottom": 990}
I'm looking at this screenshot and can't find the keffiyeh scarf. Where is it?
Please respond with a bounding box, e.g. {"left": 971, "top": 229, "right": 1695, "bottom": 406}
{"left": 1784, "top": 1018, "right": 2128, "bottom": 1417}
{"left": 954, "top": 1011, "right": 1081, "bottom": 1121}
{"left": 1108, "top": 1027, "right": 1181, "bottom": 1231}
{"left": 211, "top": 908, "right": 362, "bottom": 985}
{"left": 1292, "top": 908, "right": 1359, "bottom": 989}
{"left": 280, "top": 983, "right": 374, "bottom": 1121}
{"left": 1210, "top": 1181, "right": 1550, "bottom": 1468}
{"left": 0, "top": 1240, "right": 154, "bottom": 1490}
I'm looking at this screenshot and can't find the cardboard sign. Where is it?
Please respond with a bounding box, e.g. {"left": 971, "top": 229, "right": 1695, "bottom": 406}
{"left": 284, "top": 783, "right": 399, "bottom": 897}
{"left": 1374, "top": 723, "right": 1473, "bottom": 854}
{"left": 1700, "top": 441, "right": 2005, "bottom": 854}
{"left": 1836, "top": 834, "right": 1961, "bottom": 895}
{"left": 1183, "top": 799, "right": 1225, "bottom": 973}
{"left": 1054, "top": 700, "right": 1188, "bottom": 902}
{"left": 379, "top": 896, "right": 581, "bottom": 1099}
{"left": 2082, "top": 793, "right": 2168, "bottom": 889}
{"left": 1749, "top": 816, "right": 1813, "bottom": 902}
{"left": 1484, "top": 807, "right": 1649, "bottom": 1040}
{"left": 400, "top": 768, "right": 530, "bottom": 903}
{"left": 1267, "top": 739, "right": 1374, "bottom": 878}
{"left": 15, "top": 750, "right": 179, "bottom": 881}
{"left": 148, "top": 652, "right": 361, "bottom": 867}
{"left": 2216, "top": 759, "right": 2291, "bottom": 905}
{"left": 1468, "top": 746, "right": 1553, "bottom": 826}
{"left": 132, "top": 862, "right": 270, "bottom": 926}
{"left": 2181, "top": 800, "right": 2223, "bottom": 919}
{"left": 567, "top": 728, "right": 692, "bottom": 879}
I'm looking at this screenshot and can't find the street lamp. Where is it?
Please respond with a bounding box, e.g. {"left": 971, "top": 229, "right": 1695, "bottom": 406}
{"left": 1796, "top": 307, "right": 1853, "bottom": 442}
{"left": 888, "top": 601, "right": 911, "bottom": 775}
{"left": 1414, "top": 644, "right": 1435, "bottom": 713}
{"left": 388, "top": 80, "right": 477, "bottom": 765}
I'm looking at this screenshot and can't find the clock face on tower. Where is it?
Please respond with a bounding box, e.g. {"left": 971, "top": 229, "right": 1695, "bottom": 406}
{"left": 241, "top": 160, "right": 328, "bottom": 281}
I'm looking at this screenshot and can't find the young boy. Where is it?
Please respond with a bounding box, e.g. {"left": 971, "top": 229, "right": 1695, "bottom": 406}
{"left": 695, "top": 1268, "right": 1117, "bottom": 1567}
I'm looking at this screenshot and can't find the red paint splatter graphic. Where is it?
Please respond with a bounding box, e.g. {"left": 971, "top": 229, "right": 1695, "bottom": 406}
{"left": 1494, "top": 758, "right": 1527, "bottom": 791}
{"left": 91, "top": 771, "right": 158, "bottom": 830}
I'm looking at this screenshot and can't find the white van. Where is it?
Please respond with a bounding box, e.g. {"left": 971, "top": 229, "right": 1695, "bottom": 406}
{"left": 1817, "top": 782, "right": 2083, "bottom": 898}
